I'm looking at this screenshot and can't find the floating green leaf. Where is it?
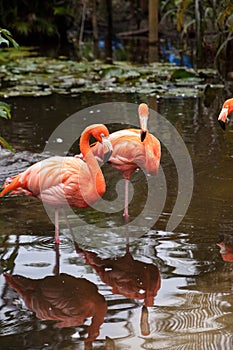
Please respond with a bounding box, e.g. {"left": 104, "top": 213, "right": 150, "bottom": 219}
{"left": 170, "top": 68, "right": 197, "bottom": 81}
{"left": 100, "top": 66, "right": 123, "bottom": 79}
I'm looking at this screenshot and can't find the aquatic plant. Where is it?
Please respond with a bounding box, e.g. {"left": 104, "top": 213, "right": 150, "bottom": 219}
{"left": 0, "top": 29, "right": 18, "bottom": 152}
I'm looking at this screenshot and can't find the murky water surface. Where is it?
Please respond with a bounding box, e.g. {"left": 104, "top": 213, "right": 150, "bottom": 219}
{"left": 0, "top": 93, "right": 233, "bottom": 349}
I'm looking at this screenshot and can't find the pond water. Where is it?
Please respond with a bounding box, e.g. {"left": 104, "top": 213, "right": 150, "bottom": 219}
{"left": 0, "top": 92, "right": 233, "bottom": 350}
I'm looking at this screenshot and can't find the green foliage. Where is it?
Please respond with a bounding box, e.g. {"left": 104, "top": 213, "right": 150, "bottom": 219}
{"left": 0, "top": 136, "right": 15, "bottom": 153}
{"left": 0, "top": 101, "right": 14, "bottom": 152}
{"left": 12, "top": 18, "right": 58, "bottom": 37}
{"left": 160, "top": 0, "right": 233, "bottom": 68}
{"left": 0, "top": 0, "right": 78, "bottom": 40}
{"left": 217, "top": 2, "right": 233, "bottom": 30}
{"left": 0, "top": 29, "right": 19, "bottom": 48}
{"left": 0, "top": 102, "right": 11, "bottom": 119}
{"left": 53, "top": 6, "right": 71, "bottom": 16}
{"left": 177, "top": 0, "right": 192, "bottom": 32}
{"left": 214, "top": 2, "right": 233, "bottom": 64}
{"left": 0, "top": 29, "right": 18, "bottom": 152}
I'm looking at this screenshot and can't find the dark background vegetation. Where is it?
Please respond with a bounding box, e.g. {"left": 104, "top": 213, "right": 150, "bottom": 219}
{"left": 0, "top": 0, "right": 233, "bottom": 77}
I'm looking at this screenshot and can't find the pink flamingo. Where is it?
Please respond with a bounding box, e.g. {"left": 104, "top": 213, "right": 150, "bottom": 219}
{"left": 0, "top": 124, "right": 112, "bottom": 243}
{"left": 217, "top": 242, "right": 233, "bottom": 263}
{"left": 218, "top": 97, "right": 233, "bottom": 130}
{"left": 90, "top": 103, "right": 161, "bottom": 218}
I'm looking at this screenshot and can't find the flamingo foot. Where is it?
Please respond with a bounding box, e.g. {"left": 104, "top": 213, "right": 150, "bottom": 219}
{"left": 55, "top": 236, "right": 60, "bottom": 244}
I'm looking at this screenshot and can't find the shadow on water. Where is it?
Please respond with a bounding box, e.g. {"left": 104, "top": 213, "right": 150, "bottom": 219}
{"left": 1, "top": 93, "right": 233, "bottom": 349}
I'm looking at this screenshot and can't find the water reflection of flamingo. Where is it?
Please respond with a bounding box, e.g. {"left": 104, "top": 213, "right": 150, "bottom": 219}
{"left": 4, "top": 245, "right": 107, "bottom": 348}
{"left": 89, "top": 103, "right": 161, "bottom": 218}
{"left": 74, "top": 241, "right": 161, "bottom": 336}
{"left": 0, "top": 124, "right": 112, "bottom": 243}
{"left": 218, "top": 97, "right": 233, "bottom": 130}
{"left": 5, "top": 273, "right": 107, "bottom": 345}
{"left": 217, "top": 242, "right": 233, "bottom": 263}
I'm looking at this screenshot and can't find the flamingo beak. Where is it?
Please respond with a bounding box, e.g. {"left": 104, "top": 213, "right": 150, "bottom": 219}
{"left": 216, "top": 242, "right": 227, "bottom": 254}
{"left": 140, "top": 115, "right": 148, "bottom": 142}
{"left": 101, "top": 136, "right": 113, "bottom": 163}
{"left": 218, "top": 107, "right": 228, "bottom": 130}
{"left": 141, "top": 130, "right": 147, "bottom": 142}
{"left": 218, "top": 120, "right": 226, "bottom": 130}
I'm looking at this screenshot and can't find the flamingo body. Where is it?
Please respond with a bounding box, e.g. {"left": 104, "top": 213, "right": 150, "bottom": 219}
{"left": 92, "top": 128, "right": 160, "bottom": 180}
{"left": 1, "top": 156, "right": 104, "bottom": 208}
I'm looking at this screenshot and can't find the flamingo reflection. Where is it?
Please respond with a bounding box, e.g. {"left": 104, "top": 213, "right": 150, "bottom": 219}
{"left": 74, "top": 241, "right": 161, "bottom": 336}
{"left": 4, "top": 247, "right": 107, "bottom": 346}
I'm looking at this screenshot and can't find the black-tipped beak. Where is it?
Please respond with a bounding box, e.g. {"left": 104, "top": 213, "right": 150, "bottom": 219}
{"left": 102, "top": 136, "right": 113, "bottom": 163}
{"left": 218, "top": 120, "right": 226, "bottom": 130}
{"left": 103, "top": 149, "right": 112, "bottom": 163}
{"left": 141, "top": 130, "right": 147, "bottom": 142}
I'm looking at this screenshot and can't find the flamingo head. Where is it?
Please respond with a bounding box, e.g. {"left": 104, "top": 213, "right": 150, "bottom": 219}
{"left": 138, "top": 103, "right": 149, "bottom": 142}
{"left": 216, "top": 242, "right": 227, "bottom": 254}
{"left": 218, "top": 98, "right": 233, "bottom": 130}
{"left": 81, "top": 124, "right": 112, "bottom": 163}
{"left": 92, "top": 124, "right": 113, "bottom": 163}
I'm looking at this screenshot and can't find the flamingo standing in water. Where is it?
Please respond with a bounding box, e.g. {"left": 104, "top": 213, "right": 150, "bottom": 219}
{"left": 218, "top": 98, "right": 233, "bottom": 130}
{"left": 90, "top": 103, "right": 161, "bottom": 218}
{"left": 0, "top": 124, "right": 112, "bottom": 243}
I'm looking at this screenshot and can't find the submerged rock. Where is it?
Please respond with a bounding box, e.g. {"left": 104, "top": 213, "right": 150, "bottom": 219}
{"left": 0, "top": 150, "right": 51, "bottom": 183}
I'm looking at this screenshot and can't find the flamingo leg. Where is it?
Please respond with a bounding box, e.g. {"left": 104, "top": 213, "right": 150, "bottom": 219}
{"left": 61, "top": 209, "right": 84, "bottom": 255}
{"left": 54, "top": 208, "right": 60, "bottom": 244}
{"left": 123, "top": 179, "right": 129, "bottom": 220}
{"left": 62, "top": 208, "right": 75, "bottom": 237}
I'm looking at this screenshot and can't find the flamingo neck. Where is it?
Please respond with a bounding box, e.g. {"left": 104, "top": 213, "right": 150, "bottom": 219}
{"left": 88, "top": 296, "right": 107, "bottom": 341}
{"left": 80, "top": 131, "right": 105, "bottom": 197}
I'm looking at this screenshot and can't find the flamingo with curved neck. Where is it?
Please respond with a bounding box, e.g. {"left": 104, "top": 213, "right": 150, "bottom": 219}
{"left": 0, "top": 124, "right": 112, "bottom": 243}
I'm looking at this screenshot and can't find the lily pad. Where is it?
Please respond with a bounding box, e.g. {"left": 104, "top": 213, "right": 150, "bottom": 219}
{"left": 170, "top": 68, "right": 197, "bottom": 81}
{"left": 100, "top": 66, "right": 123, "bottom": 80}
{"left": 0, "top": 50, "right": 223, "bottom": 97}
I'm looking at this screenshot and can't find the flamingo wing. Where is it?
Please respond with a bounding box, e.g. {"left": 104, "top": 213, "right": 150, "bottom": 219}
{"left": 1, "top": 156, "right": 99, "bottom": 207}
